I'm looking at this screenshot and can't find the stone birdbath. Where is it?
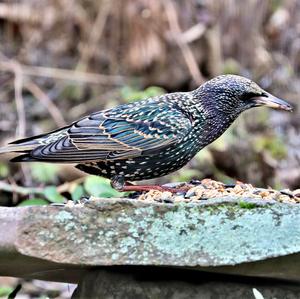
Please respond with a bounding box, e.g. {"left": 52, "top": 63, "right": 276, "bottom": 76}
{"left": 1, "top": 180, "right": 300, "bottom": 298}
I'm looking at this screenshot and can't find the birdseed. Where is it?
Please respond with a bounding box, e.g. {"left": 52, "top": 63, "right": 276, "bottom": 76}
{"left": 137, "top": 179, "right": 300, "bottom": 204}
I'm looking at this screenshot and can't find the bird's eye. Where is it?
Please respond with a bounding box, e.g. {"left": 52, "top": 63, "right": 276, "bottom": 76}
{"left": 241, "top": 92, "right": 265, "bottom": 102}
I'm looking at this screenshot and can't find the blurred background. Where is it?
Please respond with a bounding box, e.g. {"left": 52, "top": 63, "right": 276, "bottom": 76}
{"left": 0, "top": 0, "right": 300, "bottom": 297}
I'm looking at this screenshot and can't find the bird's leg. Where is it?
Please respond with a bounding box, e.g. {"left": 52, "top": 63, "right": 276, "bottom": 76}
{"left": 111, "top": 175, "right": 189, "bottom": 193}
{"left": 121, "top": 184, "right": 184, "bottom": 193}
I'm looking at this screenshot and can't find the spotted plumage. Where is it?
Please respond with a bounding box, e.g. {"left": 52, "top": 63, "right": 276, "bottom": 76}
{"left": 0, "top": 75, "right": 292, "bottom": 191}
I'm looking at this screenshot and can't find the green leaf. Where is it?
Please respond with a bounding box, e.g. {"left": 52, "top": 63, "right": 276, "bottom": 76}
{"left": 30, "top": 163, "right": 59, "bottom": 183}
{"left": 71, "top": 185, "right": 84, "bottom": 202}
{"left": 0, "top": 162, "right": 9, "bottom": 178}
{"left": 121, "top": 86, "right": 165, "bottom": 103}
{"left": 44, "top": 186, "right": 65, "bottom": 203}
{"left": 254, "top": 136, "right": 287, "bottom": 159}
{"left": 84, "top": 176, "right": 121, "bottom": 198}
{"left": 0, "top": 286, "right": 13, "bottom": 297}
{"left": 143, "top": 86, "right": 165, "bottom": 97}
{"left": 18, "top": 198, "right": 49, "bottom": 206}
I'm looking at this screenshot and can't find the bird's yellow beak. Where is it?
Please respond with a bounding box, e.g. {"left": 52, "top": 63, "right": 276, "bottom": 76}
{"left": 253, "top": 92, "right": 293, "bottom": 111}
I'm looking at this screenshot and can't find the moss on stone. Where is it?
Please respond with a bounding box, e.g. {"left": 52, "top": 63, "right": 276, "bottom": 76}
{"left": 238, "top": 201, "right": 257, "bottom": 209}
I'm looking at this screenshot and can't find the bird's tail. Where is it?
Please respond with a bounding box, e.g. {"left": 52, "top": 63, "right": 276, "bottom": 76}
{"left": 0, "top": 125, "right": 70, "bottom": 155}
{"left": 0, "top": 144, "right": 36, "bottom": 154}
{"left": 0, "top": 126, "right": 71, "bottom": 162}
{"left": 0, "top": 136, "right": 41, "bottom": 154}
{"left": 0, "top": 135, "right": 45, "bottom": 162}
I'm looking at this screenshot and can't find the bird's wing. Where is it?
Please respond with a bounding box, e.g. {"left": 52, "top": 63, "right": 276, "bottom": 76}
{"left": 25, "top": 100, "right": 193, "bottom": 162}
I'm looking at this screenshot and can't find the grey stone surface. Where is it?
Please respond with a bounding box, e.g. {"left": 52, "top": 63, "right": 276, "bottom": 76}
{"left": 0, "top": 196, "right": 300, "bottom": 282}
{"left": 72, "top": 268, "right": 300, "bottom": 299}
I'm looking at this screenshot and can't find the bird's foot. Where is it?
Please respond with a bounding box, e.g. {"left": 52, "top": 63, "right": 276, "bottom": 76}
{"left": 111, "top": 175, "right": 126, "bottom": 191}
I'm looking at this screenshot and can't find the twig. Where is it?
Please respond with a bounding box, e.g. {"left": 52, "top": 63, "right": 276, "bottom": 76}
{"left": 7, "top": 177, "right": 18, "bottom": 203}
{"left": 181, "top": 23, "right": 206, "bottom": 44}
{"left": 0, "top": 177, "right": 86, "bottom": 196}
{"left": 0, "top": 55, "right": 26, "bottom": 138}
{"left": 56, "top": 177, "right": 85, "bottom": 193}
{"left": 164, "top": 0, "right": 204, "bottom": 85}
{"left": 10, "top": 61, "right": 26, "bottom": 138}
{"left": 77, "top": 0, "right": 112, "bottom": 71}
{"left": 0, "top": 180, "right": 44, "bottom": 196}
{"left": 0, "top": 3, "right": 41, "bottom": 24}
{"left": 24, "top": 80, "right": 67, "bottom": 127}
{"left": 0, "top": 61, "right": 127, "bottom": 85}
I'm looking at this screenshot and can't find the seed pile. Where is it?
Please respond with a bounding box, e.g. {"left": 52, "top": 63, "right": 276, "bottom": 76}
{"left": 137, "top": 179, "right": 300, "bottom": 204}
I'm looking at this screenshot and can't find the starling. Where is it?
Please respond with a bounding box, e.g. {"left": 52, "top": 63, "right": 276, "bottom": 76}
{"left": 0, "top": 75, "right": 292, "bottom": 192}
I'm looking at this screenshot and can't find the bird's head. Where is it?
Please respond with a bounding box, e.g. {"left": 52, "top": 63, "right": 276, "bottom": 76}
{"left": 197, "top": 75, "right": 293, "bottom": 117}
